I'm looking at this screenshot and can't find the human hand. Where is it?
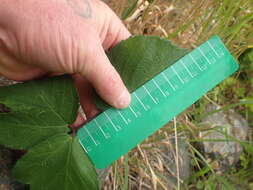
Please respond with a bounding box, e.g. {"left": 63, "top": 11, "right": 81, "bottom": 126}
{"left": 0, "top": 0, "right": 131, "bottom": 124}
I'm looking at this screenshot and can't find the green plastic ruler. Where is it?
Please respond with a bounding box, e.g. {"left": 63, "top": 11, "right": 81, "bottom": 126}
{"left": 77, "top": 36, "right": 239, "bottom": 169}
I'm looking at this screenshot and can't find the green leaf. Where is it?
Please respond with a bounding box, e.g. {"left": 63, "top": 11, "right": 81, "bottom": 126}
{"left": 0, "top": 76, "right": 99, "bottom": 190}
{"left": 196, "top": 180, "right": 205, "bottom": 189}
{"left": 96, "top": 35, "right": 189, "bottom": 110}
{"left": 239, "top": 48, "right": 253, "bottom": 71}
{"left": 13, "top": 135, "right": 98, "bottom": 190}
{"left": 0, "top": 75, "right": 78, "bottom": 149}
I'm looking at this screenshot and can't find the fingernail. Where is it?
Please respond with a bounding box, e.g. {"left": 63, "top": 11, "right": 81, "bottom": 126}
{"left": 115, "top": 89, "right": 131, "bottom": 109}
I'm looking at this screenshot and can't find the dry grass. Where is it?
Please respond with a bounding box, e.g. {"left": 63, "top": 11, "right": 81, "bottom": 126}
{"left": 108, "top": 0, "right": 252, "bottom": 56}
{"left": 101, "top": 0, "right": 253, "bottom": 189}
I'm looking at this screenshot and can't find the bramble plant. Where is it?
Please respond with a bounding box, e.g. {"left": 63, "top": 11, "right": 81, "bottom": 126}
{"left": 0, "top": 36, "right": 188, "bottom": 189}
{"left": 0, "top": 76, "right": 99, "bottom": 190}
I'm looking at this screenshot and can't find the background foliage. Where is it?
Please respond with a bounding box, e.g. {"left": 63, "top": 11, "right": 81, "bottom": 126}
{"left": 102, "top": 0, "right": 253, "bottom": 189}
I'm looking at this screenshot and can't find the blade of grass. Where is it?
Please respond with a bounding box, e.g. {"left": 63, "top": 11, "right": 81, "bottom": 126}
{"left": 122, "top": 0, "right": 139, "bottom": 20}
{"left": 122, "top": 155, "right": 129, "bottom": 190}
{"left": 225, "top": 13, "right": 253, "bottom": 45}
{"left": 187, "top": 143, "right": 215, "bottom": 173}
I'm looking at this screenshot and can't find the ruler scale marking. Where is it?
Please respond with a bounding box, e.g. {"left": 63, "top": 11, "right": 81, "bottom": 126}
{"left": 85, "top": 127, "right": 98, "bottom": 146}
{"left": 129, "top": 105, "right": 138, "bottom": 118}
{"left": 104, "top": 112, "right": 119, "bottom": 132}
{"left": 198, "top": 47, "right": 212, "bottom": 65}
{"left": 117, "top": 110, "right": 128, "bottom": 125}
{"left": 94, "top": 119, "right": 110, "bottom": 139}
{"left": 134, "top": 92, "right": 148, "bottom": 111}
{"left": 207, "top": 40, "right": 219, "bottom": 57}
{"left": 162, "top": 73, "right": 176, "bottom": 91}
{"left": 181, "top": 60, "right": 194, "bottom": 78}
{"left": 143, "top": 85, "right": 158, "bottom": 104}
{"left": 172, "top": 65, "right": 185, "bottom": 84}
{"left": 77, "top": 36, "right": 239, "bottom": 169}
{"left": 79, "top": 140, "right": 88, "bottom": 153}
{"left": 152, "top": 79, "right": 166, "bottom": 97}
{"left": 189, "top": 54, "right": 204, "bottom": 71}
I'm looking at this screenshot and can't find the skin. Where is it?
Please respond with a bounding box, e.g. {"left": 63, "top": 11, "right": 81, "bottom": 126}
{"left": 0, "top": 0, "right": 131, "bottom": 125}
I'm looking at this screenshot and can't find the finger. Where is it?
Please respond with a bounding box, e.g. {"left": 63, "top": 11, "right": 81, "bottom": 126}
{"left": 109, "top": 18, "right": 131, "bottom": 48}
{"left": 73, "top": 74, "right": 100, "bottom": 120}
{"left": 81, "top": 44, "right": 131, "bottom": 109}
{"left": 102, "top": 13, "right": 131, "bottom": 50}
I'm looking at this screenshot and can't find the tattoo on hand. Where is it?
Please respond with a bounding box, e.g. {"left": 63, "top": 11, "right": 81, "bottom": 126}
{"left": 67, "top": 0, "right": 92, "bottom": 18}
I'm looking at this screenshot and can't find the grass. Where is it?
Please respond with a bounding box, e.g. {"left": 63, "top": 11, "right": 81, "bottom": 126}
{"left": 102, "top": 0, "right": 253, "bottom": 189}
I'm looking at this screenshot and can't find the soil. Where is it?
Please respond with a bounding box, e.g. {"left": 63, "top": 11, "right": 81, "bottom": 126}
{"left": 0, "top": 76, "right": 27, "bottom": 190}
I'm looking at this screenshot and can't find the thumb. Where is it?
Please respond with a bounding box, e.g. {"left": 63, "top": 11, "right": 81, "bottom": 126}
{"left": 81, "top": 43, "right": 131, "bottom": 109}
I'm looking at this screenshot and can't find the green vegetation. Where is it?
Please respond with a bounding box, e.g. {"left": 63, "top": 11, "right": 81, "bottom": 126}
{"left": 0, "top": 35, "right": 192, "bottom": 190}
{"left": 0, "top": 76, "right": 99, "bottom": 190}
{"left": 104, "top": 0, "right": 253, "bottom": 189}
{"left": 0, "top": 0, "right": 252, "bottom": 189}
